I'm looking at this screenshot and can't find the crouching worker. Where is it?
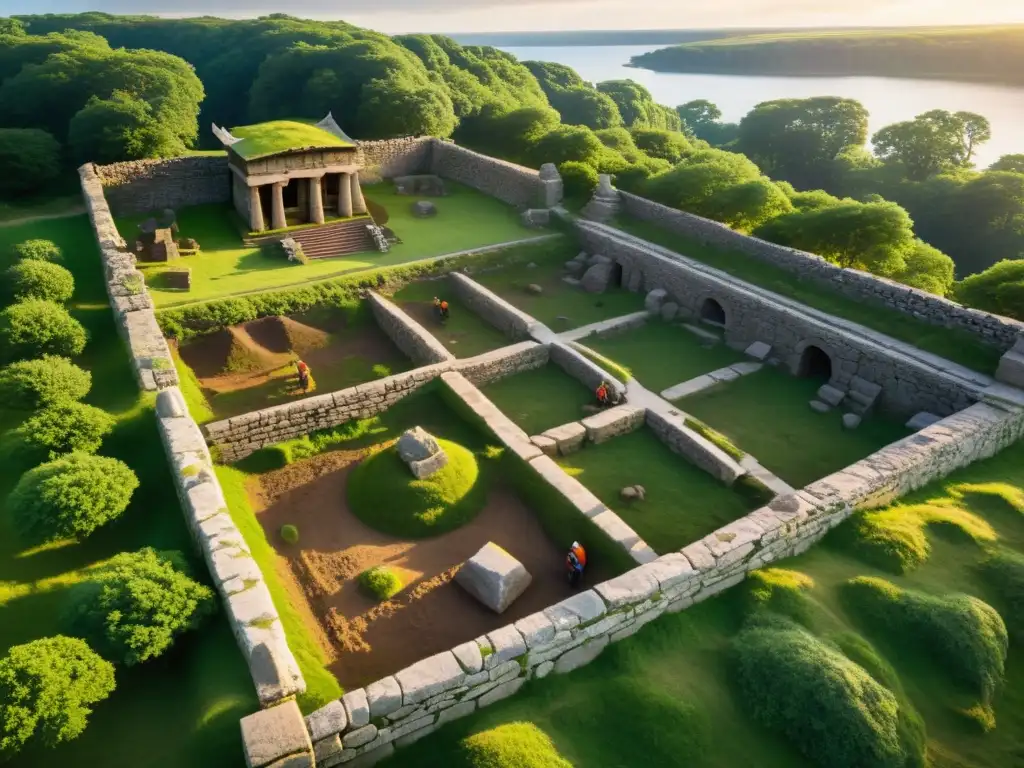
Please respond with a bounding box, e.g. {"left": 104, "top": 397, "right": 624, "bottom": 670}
{"left": 295, "top": 359, "right": 311, "bottom": 392}
{"left": 566, "top": 540, "right": 587, "bottom": 587}
{"left": 433, "top": 297, "right": 450, "bottom": 322}
{"left": 595, "top": 380, "right": 611, "bottom": 408}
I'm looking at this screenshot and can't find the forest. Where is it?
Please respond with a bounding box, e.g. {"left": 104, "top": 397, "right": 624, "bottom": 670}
{"left": 0, "top": 14, "right": 1021, "bottom": 320}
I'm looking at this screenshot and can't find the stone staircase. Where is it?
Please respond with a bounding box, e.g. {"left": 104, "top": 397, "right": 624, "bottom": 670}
{"left": 243, "top": 217, "right": 376, "bottom": 259}
{"left": 844, "top": 376, "right": 883, "bottom": 416}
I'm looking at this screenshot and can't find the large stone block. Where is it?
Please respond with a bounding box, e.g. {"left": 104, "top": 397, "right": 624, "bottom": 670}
{"left": 543, "top": 590, "right": 607, "bottom": 631}
{"left": 581, "top": 261, "right": 614, "bottom": 293}
{"left": 455, "top": 542, "right": 532, "bottom": 614}
{"left": 305, "top": 701, "right": 346, "bottom": 742}
{"left": 541, "top": 422, "right": 587, "bottom": 454}
{"left": 240, "top": 700, "right": 311, "bottom": 768}
{"left": 553, "top": 636, "right": 609, "bottom": 674}
{"left": 395, "top": 651, "right": 466, "bottom": 705}
{"left": 342, "top": 689, "right": 370, "bottom": 729}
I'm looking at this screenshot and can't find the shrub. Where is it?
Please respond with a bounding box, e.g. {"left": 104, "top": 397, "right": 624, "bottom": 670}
{"left": 459, "top": 722, "right": 572, "bottom": 768}
{"left": 977, "top": 548, "right": 1024, "bottom": 640}
{"left": 7, "top": 260, "right": 75, "bottom": 303}
{"left": 558, "top": 160, "right": 599, "bottom": 200}
{"left": 8, "top": 453, "right": 139, "bottom": 545}
{"left": 731, "top": 621, "right": 916, "bottom": 768}
{"left": 347, "top": 438, "right": 484, "bottom": 538}
{"left": 11, "top": 239, "right": 62, "bottom": 263}
{"left": 9, "top": 401, "right": 116, "bottom": 460}
{"left": 0, "top": 355, "right": 91, "bottom": 409}
{"left": 631, "top": 127, "right": 691, "bottom": 163}
{"left": 0, "top": 635, "right": 115, "bottom": 758}
{"left": 954, "top": 259, "right": 1024, "bottom": 320}
{"left": 280, "top": 524, "right": 299, "bottom": 544}
{"left": 358, "top": 565, "right": 403, "bottom": 601}
{"left": 0, "top": 128, "right": 62, "bottom": 196}
{"left": 64, "top": 548, "right": 214, "bottom": 666}
{"left": 0, "top": 299, "right": 87, "bottom": 361}
{"left": 841, "top": 577, "right": 1008, "bottom": 706}
{"left": 744, "top": 568, "right": 816, "bottom": 625}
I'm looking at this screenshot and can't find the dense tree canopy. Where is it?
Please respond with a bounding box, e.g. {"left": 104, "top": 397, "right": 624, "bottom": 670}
{"left": 524, "top": 60, "right": 621, "bottom": 130}
{"left": 992, "top": 154, "right": 1024, "bottom": 174}
{"left": 596, "top": 80, "right": 681, "bottom": 131}
{"left": 872, "top": 110, "right": 991, "bottom": 181}
{"left": 0, "top": 127, "right": 61, "bottom": 195}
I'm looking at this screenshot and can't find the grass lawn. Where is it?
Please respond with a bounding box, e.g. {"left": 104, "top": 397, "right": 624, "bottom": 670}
{"left": 121, "top": 181, "right": 545, "bottom": 308}
{"left": 388, "top": 439, "right": 1024, "bottom": 768}
{"left": 0, "top": 217, "right": 256, "bottom": 768}
{"left": 482, "top": 365, "right": 593, "bottom": 436}
{"left": 683, "top": 367, "right": 910, "bottom": 488}
{"left": 558, "top": 429, "right": 757, "bottom": 553}
{"left": 474, "top": 255, "right": 645, "bottom": 331}
{"left": 614, "top": 217, "right": 1004, "bottom": 375}
{"left": 583, "top": 321, "right": 746, "bottom": 394}
{"left": 230, "top": 120, "right": 350, "bottom": 159}
{"left": 391, "top": 279, "right": 511, "bottom": 358}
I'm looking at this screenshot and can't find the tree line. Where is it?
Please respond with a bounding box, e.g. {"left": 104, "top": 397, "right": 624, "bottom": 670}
{"left": 0, "top": 13, "right": 1021, "bottom": 319}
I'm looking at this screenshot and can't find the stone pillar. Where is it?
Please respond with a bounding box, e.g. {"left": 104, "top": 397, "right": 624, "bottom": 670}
{"left": 271, "top": 182, "right": 287, "bottom": 230}
{"left": 350, "top": 172, "right": 368, "bottom": 215}
{"left": 309, "top": 176, "right": 325, "bottom": 225}
{"left": 248, "top": 185, "right": 265, "bottom": 232}
{"left": 337, "top": 172, "right": 353, "bottom": 218}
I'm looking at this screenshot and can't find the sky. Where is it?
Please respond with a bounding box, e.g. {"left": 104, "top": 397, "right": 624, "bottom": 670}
{"left": 6, "top": 0, "right": 1024, "bottom": 34}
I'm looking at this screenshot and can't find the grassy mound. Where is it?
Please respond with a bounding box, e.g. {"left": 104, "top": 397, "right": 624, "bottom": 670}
{"left": 731, "top": 619, "right": 920, "bottom": 768}
{"left": 358, "top": 566, "right": 403, "bottom": 601}
{"left": 459, "top": 723, "right": 571, "bottom": 768}
{"left": 977, "top": 548, "right": 1024, "bottom": 640}
{"left": 841, "top": 577, "right": 1008, "bottom": 710}
{"left": 745, "top": 568, "right": 816, "bottom": 626}
{"left": 347, "top": 438, "right": 484, "bottom": 538}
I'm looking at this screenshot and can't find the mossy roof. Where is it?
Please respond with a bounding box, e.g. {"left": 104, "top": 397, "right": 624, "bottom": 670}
{"left": 229, "top": 120, "right": 353, "bottom": 160}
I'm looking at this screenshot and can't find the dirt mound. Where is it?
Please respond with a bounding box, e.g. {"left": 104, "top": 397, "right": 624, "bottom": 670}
{"left": 224, "top": 325, "right": 293, "bottom": 374}
{"left": 245, "top": 315, "right": 331, "bottom": 357}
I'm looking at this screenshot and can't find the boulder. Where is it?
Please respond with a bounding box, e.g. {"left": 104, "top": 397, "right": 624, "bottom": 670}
{"left": 644, "top": 289, "right": 667, "bottom": 313}
{"left": 634, "top": 484, "right": 646, "bottom": 501}
{"left": 409, "top": 451, "right": 448, "bottom": 479}
{"left": 526, "top": 284, "right": 544, "bottom": 295}
{"left": 398, "top": 427, "right": 440, "bottom": 462}
{"left": 581, "top": 261, "right": 614, "bottom": 293}
{"left": 809, "top": 400, "right": 830, "bottom": 413}
{"left": 562, "top": 277, "right": 581, "bottom": 286}
{"left": 842, "top": 413, "right": 862, "bottom": 430}
{"left": 411, "top": 200, "right": 437, "bottom": 218}
{"left": 660, "top": 302, "right": 679, "bottom": 322}
{"left": 456, "top": 542, "right": 532, "bottom": 614}
{"left": 621, "top": 486, "right": 639, "bottom": 501}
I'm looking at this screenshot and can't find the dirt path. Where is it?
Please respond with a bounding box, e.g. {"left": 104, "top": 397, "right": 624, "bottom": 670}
{"left": 0, "top": 205, "right": 86, "bottom": 228}
{"left": 251, "top": 449, "right": 607, "bottom": 689}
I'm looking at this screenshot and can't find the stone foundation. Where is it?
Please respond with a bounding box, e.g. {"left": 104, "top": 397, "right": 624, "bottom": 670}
{"left": 430, "top": 141, "right": 562, "bottom": 209}
{"left": 646, "top": 409, "right": 745, "bottom": 484}
{"left": 367, "top": 291, "right": 454, "bottom": 366}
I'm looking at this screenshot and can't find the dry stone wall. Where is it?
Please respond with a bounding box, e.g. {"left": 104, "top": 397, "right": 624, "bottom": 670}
{"left": 620, "top": 191, "right": 1024, "bottom": 353}
{"left": 298, "top": 387, "right": 1024, "bottom": 768}
{"left": 646, "top": 409, "right": 744, "bottom": 484}
{"left": 95, "top": 156, "right": 230, "bottom": 216}
{"left": 430, "top": 141, "right": 559, "bottom": 209}
{"left": 577, "top": 220, "right": 986, "bottom": 418}
{"left": 367, "top": 291, "right": 454, "bottom": 366}
{"left": 356, "top": 137, "right": 433, "bottom": 183}
{"left": 449, "top": 272, "right": 537, "bottom": 340}
{"left": 549, "top": 341, "right": 627, "bottom": 400}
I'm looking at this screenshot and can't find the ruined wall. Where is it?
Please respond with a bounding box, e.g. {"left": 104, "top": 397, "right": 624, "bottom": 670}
{"left": 620, "top": 191, "right": 1024, "bottom": 353}
{"left": 646, "top": 409, "right": 745, "bottom": 484}
{"left": 95, "top": 156, "right": 230, "bottom": 216}
{"left": 367, "top": 291, "right": 455, "bottom": 366}
{"left": 577, "top": 220, "right": 986, "bottom": 418}
{"left": 430, "top": 141, "right": 554, "bottom": 209}
{"left": 356, "top": 137, "right": 434, "bottom": 183}
{"left": 449, "top": 272, "right": 536, "bottom": 340}
{"left": 549, "top": 341, "right": 627, "bottom": 400}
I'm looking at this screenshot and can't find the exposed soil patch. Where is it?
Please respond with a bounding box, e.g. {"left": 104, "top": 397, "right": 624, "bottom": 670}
{"left": 251, "top": 449, "right": 609, "bottom": 689}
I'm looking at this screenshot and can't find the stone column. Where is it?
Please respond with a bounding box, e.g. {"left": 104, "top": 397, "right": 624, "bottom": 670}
{"left": 337, "top": 172, "right": 353, "bottom": 218}
{"left": 248, "top": 185, "right": 265, "bottom": 232}
{"left": 350, "top": 172, "right": 368, "bottom": 215}
{"left": 271, "top": 182, "right": 287, "bottom": 230}
{"left": 309, "top": 176, "right": 325, "bottom": 225}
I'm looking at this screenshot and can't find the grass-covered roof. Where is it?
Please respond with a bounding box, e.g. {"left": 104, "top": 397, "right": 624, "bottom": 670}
{"left": 229, "top": 119, "right": 352, "bottom": 160}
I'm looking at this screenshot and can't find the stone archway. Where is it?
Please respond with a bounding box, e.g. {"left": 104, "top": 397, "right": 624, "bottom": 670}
{"left": 796, "top": 344, "right": 833, "bottom": 381}
{"left": 699, "top": 298, "right": 727, "bottom": 327}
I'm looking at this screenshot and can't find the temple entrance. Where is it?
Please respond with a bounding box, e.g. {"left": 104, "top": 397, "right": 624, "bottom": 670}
{"left": 797, "top": 345, "right": 833, "bottom": 381}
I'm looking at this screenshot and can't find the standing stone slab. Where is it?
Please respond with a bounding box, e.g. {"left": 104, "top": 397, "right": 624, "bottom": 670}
{"left": 240, "top": 700, "right": 312, "bottom": 768}
{"left": 455, "top": 543, "right": 532, "bottom": 614}
{"left": 342, "top": 689, "right": 370, "bottom": 729}
{"left": 541, "top": 422, "right": 587, "bottom": 454}
{"left": 483, "top": 624, "right": 527, "bottom": 668}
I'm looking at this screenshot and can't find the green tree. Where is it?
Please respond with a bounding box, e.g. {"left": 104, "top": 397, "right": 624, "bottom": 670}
{"left": 523, "top": 60, "right": 621, "bottom": 130}
{"left": 8, "top": 452, "right": 139, "bottom": 544}
{"left": 528, "top": 124, "right": 605, "bottom": 168}
{"left": 11, "top": 239, "right": 62, "bottom": 263}
{"left": 597, "top": 80, "right": 681, "bottom": 131}
{"left": 65, "top": 548, "right": 215, "bottom": 666}
{"left": 0, "top": 355, "right": 91, "bottom": 409}
{"left": 558, "top": 160, "right": 599, "bottom": 200}
{"left": 954, "top": 259, "right": 1024, "bottom": 319}
{"left": 9, "top": 400, "right": 115, "bottom": 460}
{"left": 0, "top": 636, "right": 115, "bottom": 758}
{"left": 0, "top": 128, "right": 61, "bottom": 196}
{"left": 872, "top": 110, "right": 992, "bottom": 180}
{"left": 0, "top": 299, "right": 87, "bottom": 361}
{"left": 677, "top": 99, "right": 721, "bottom": 134}
{"left": 67, "top": 91, "right": 166, "bottom": 164}
{"left": 7, "top": 260, "right": 75, "bottom": 303}
{"left": 631, "top": 127, "right": 691, "bottom": 163}
{"left": 991, "top": 154, "right": 1024, "bottom": 173}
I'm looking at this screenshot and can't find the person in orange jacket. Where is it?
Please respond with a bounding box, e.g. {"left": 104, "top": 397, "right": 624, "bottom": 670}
{"left": 295, "top": 359, "right": 310, "bottom": 392}
{"left": 566, "top": 540, "right": 587, "bottom": 586}
{"left": 595, "top": 380, "right": 610, "bottom": 407}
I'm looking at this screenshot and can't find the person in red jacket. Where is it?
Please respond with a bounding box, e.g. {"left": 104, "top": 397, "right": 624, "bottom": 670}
{"left": 595, "top": 380, "right": 610, "bottom": 407}
{"left": 566, "top": 541, "right": 587, "bottom": 586}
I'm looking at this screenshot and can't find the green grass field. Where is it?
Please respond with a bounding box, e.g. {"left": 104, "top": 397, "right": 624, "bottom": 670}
{"left": 391, "top": 279, "right": 511, "bottom": 358}
{"left": 558, "top": 429, "right": 756, "bottom": 553}
{"left": 388, "top": 438, "right": 1024, "bottom": 768}
{"left": 584, "top": 321, "right": 745, "bottom": 394}
{"left": 683, "top": 368, "right": 910, "bottom": 488}
{"left": 0, "top": 216, "right": 256, "bottom": 768}
{"left": 119, "top": 182, "right": 545, "bottom": 308}
{"left": 474, "top": 256, "right": 645, "bottom": 331}
{"left": 482, "top": 365, "right": 593, "bottom": 436}
{"left": 613, "top": 218, "right": 1004, "bottom": 374}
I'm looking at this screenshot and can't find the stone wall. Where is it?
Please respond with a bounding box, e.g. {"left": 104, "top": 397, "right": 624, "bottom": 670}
{"left": 576, "top": 220, "right": 987, "bottom": 418}
{"left": 367, "top": 291, "right": 455, "bottom": 366}
{"left": 430, "top": 141, "right": 560, "bottom": 209}
{"left": 449, "top": 272, "right": 537, "bottom": 340}
{"left": 549, "top": 341, "right": 627, "bottom": 400}
{"left": 619, "top": 191, "right": 1024, "bottom": 353}
{"left": 206, "top": 344, "right": 549, "bottom": 463}
{"left": 356, "top": 137, "right": 433, "bottom": 183}
{"left": 295, "top": 391, "right": 1024, "bottom": 768}
{"left": 95, "top": 156, "right": 231, "bottom": 216}
{"left": 646, "top": 409, "right": 744, "bottom": 484}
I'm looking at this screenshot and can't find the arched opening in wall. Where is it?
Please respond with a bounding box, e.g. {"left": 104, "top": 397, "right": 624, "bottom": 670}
{"left": 797, "top": 345, "right": 833, "bottom": 381}
{"left": 699, "top": 298, "right": 726, "bottom": 327}
{"left": 609, "top": 262, "right": 623, "bottom": 288}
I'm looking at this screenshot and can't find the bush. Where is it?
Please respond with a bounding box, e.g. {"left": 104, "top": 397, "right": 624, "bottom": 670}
{"left": 358, "top": 565, "right": 403, "bottom": 601}
{"left": 841, "top": 577, "right": 1008, "bottom": 707}
{"left": 459, "top": 722, "right": 572, "bottom": 768}
{"left": 558, "top": 160, "right": 599, "bottom": 200}
{"left": 11, "top": 239, "right": 62, "bottom": 263}
{"left": 528, "top": 124, "right": 605, "bottom": 167}
{"left": 280, "top": 524, "right": 299, "bottom": 544}
{"left": 744, "top": 568, "right": 816, "bottom": 625}
{"left": 631, "top": 127, "right": 691, "bottom": 163}
{"left": 8, "top": 453, "right": 139, "bottom": 545}
{"left": 977, "top": 548, "right": 1024, "bottom": 640}
{"left": 0, "top": 355, "right": 91, "bottom": 409}
{"left": 0, "top": 299, "right": 87, "bottom": 361}
{"left": 8, "top": 401, "right": 116, "bottom": 460}
{"left": 64, "top": 548, "right": 214, "bottom": 666}
{"left": 7, "top": 260, "right": 75, "bottom": 303}
{"left": 0, "top": 128, "right": 62, "bottom": 196}
{"left": 0, "top": 635, "right": 115, "bottom": 758}
{"left": 347, "top": 438, "right": 484, "bottom": 538}
{"left": 954, "top": 259, "right": 1024, "bottom": 320}
{"left": 731, "top": 621, "right": 917, "bottom": 768}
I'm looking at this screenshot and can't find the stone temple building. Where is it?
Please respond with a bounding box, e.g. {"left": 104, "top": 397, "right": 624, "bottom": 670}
{"left": 213, "top": 115, "right": 370, "bottom": 233}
